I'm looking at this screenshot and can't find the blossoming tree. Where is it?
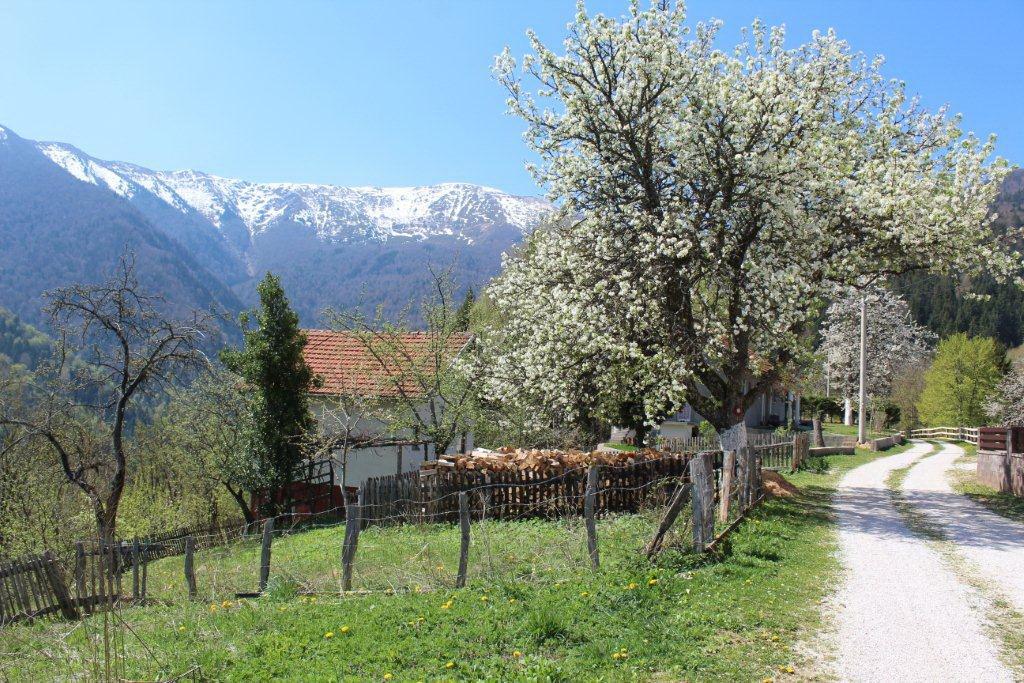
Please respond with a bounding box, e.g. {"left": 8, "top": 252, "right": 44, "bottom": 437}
{"left": 485, "top": 2, "right": 1019, "bottom": 441}
{"left": 820, "top": 286, "right": 936, "bottom": 426}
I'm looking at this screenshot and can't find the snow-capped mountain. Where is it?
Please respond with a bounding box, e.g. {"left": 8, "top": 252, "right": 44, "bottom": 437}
{"left": 1, "top": 125, "right": 551, "bottom": 326}
{"left": 36, "top": 141, "right": 551, "bottom": 246}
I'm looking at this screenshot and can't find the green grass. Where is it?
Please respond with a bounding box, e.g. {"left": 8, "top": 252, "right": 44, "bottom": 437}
{"left": 602, "top": 442, "right": 638, "bottom": 452}
{"left": 949, "top": 443, "right": 1024, "bottom": 525}
{"left": 2, "top": 451, "right": 889, "bottom": 682}
{"left": 821, "top": 423, "right": 889, "bottom": 439}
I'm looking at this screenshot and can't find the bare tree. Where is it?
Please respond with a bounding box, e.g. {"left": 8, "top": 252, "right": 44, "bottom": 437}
{"left": 0, "top": 254, "right": 209, "bottom": 541}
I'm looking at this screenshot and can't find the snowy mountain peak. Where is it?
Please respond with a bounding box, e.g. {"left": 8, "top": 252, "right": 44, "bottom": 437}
{"left": 34, "top": 139, "right": 552, "bottom": 245}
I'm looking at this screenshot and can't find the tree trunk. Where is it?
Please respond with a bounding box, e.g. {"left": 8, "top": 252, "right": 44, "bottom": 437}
{"left": 843, "top": 397, "right": 853, "bottom": 425}
{"left": 225, "top": 484, "right": 256, "bottom": 524}
{"left": 812, "top": 416, "right": 825, "bottom": 448}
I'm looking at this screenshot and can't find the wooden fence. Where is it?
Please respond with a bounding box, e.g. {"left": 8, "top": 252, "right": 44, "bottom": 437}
{"left": 0, "top": 437, "right": 796, "bottom": 629}
{"left": 909, "top": 426, "right": 979, "bottom": 444}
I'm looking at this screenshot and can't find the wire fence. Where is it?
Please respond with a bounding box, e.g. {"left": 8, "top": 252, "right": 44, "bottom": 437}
{"left": 0, "top": 436, "right": 802, "bottom": 635}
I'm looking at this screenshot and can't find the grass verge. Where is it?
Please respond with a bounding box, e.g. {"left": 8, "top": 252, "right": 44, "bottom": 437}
{"left": 947, "top": 443, "right": 1024, "bottom": 525}
{"left": 2, "top": 451, "right": 887, "bottom": 682}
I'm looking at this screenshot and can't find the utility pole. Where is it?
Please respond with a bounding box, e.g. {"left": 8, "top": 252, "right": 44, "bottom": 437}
{"left": 858, "top": 293, "right": 868, "bottom": 444}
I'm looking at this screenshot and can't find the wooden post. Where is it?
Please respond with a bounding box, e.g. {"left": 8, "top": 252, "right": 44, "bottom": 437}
{"left": 456, "top": 492, "right": 470, "bottom": 588}
{"left": 73, "top": 542, "right": 86, "bottom": 612}
{"left": 131, "top": 538, "right": 140, "bottom": 600}
{"left": 718, "top": 450, "right": 736, "bottom": 523}
{"left": 258, "top": 518, "right": 274, "bottom": 593}
{"left": 396, "top": 443, "right": 403, "bottom": 476}
{"left": 690, "top": 452, "right": 714, "bottom": 552}
{"left": 644, "top": 480, "right": 692, "bottom": 558}
{"left": 184, "top": 536, "right": 198, "bottom": 600}
{"left": 42, "top": 551, "right": 78, "bottom": 620}
{"left": 341, "top": 491, "right": 362, "bottom": 591}
{"left": 584, "top": 466, "right": 600, "bottom": 569}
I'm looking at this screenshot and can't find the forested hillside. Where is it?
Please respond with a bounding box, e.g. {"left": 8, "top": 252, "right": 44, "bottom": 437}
{"left": 0, "top": 307, "right": 51, "bottom": 369}
{"left": 895, "top": 169, "right": 1024, "bottom": 348}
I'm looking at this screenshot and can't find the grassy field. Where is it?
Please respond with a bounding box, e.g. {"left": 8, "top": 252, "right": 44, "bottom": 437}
{"left": 2, "top": 450, "right": 887, "bottom": 682}
{"left": 949, "top": 443, "right": 1024, "bottom": 525}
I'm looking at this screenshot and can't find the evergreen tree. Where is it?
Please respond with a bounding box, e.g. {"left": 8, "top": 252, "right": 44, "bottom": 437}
{"left": 917, "top": 334, "right": 1005, "bottom": 427}
{"left": 222, "top": 273, "right": 315, "bottom": 514}
{"left": 455, "top": 287, "right": 475, "bottom": 332}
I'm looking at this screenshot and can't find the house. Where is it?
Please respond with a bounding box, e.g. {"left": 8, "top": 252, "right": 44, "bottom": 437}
{"left": 656, "top": 387, "right": 801, "bottom": 440}
{"left": 614, "top": 383, "right": 801, "bottom": 444}
{"left": 302, "top": 329, "right": 474, "bottom": 488}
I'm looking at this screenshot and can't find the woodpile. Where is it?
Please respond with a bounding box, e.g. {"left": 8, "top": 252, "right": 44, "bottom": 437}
{"left": 422, "top": 447, "right": 671, "bottom": 475}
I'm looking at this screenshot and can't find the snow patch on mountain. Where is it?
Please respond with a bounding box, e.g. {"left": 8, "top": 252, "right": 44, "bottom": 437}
{"left": 35, "top": 140, "right": 552, "bottom": 245}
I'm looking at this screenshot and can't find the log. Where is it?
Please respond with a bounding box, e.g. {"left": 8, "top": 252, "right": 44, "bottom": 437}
{"left": 259, "top": 518, "right": 274, "bottom": 593}
{"left": 644, "top": 479, "right": 692, "bottom": 558}
{"left": 184, "top": 536, "right": 197, "bottom": 600}
{"left": 456, "top": 492, "right": 470, "bottom": 588}
{"left": 584, "top": 466, "right": 600, "bottom": 569}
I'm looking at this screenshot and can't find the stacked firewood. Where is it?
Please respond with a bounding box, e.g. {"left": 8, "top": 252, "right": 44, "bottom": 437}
{"left": 422, "top": 446, "right": 670, "bottom": 474}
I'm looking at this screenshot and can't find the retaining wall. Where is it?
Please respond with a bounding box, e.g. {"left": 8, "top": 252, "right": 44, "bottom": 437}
{"left": 977, "top": 449, "right": 1024, "bottom": 496}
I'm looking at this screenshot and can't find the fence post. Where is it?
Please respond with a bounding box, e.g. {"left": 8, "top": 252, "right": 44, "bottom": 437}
{"left": 644, "top": 479, "right": 692, "bottom": 558}
{"left": 718, "top": 451, "right": 736, "bottom": 523}
{"left": 456, "top": 492, "right": 470, "bottom": 588}
{"left": 584, "top": 466, "right": 600, "bottom": 569}
{"left": 184, "top": 536, "right": 198, "bottom": 600}
{"left": 690, "top": 452, "right": 714, "bottom": 552}
{"left": 341, "top": 490, "right": 362, "bottom": 591}
{"left": 258, "top": 518, "right": 274, "bottom": 593}
{"left": 42, "top": 551, "right": 78, "bottom": 621}
{"left": 73, "top": 542, "right": 86, "bottom": 612}
{"left": 131, "top": 538, "right": 140, "bottom": 600}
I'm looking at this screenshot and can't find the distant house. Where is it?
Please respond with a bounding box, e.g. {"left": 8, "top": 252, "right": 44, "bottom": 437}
{"left": 656, "top": 386, "right": 802, "bottom": 440}
{"left": 614, "top": 383, "right": 801, "bottom": 444}
{"left": 302, "top": 330, "right": 474, "bottom": 488}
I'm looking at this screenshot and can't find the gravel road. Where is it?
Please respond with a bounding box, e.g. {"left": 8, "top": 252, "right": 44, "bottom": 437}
{"left": 903, "top": 441, "right": 1024, "bottom": 613}
{"left": 832, "top": 441, "right": 1012, "bottom": 682}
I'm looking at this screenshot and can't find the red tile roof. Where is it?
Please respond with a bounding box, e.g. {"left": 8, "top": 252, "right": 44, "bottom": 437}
{"left": 302, "top": 330, "right": 472, "bottom": 398}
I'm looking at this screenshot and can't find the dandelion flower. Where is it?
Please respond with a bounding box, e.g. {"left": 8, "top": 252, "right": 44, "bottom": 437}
{"left": 626, "top": 582, "right": 638, "bottom": 590}
{"left": 480, "top": 595, "right": 489, "bottom": 602}
{"left": 580, "top": 591, "right": 589, "bottom": 597}
{"left": 384, "top": 675, "right": 393, "bottom": 681}
{"left": 445, "top": 661, "right": 455, "bottom": 669}
{"left": 513, "top": 650, "right": 522, "bottom": 657}
{"left": 648, "top": 578, "right": 658, "bottom": 586}
{"left": 324, "top": 632, "right": 334, "bottom": 639}
{"left": 340, "top": 625, "right": 350, "bottom": 634}
{"left": 178, "top": 626, "right": 186, "bottom": 632}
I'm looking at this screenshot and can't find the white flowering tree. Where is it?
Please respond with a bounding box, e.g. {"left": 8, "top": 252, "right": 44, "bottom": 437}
{"left": 820, "top": 286, "right": 936, "bottom": 425}
{"left": 486, "top": 2, "right": 1018, "bottom": 441}
{"left": 985, "top": 367, "right": 1024, "bottom": 427}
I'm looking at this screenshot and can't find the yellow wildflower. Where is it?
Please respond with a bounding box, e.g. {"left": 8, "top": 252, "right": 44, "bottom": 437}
{"left": 513, "top": 650, "right": 522, "bottom": 657}
{"left": 178, "top": 626, "right": 186, "bottom": 632}
{"left": 480, "top": 595, "right": 489, "bottom": 602}
{"left": 384, "top": 675, "right": 393, "bottom": 681}
{"left": 445, "top": 661, "right": 455, "bottom": 669}
{"left": 580, "top": 591, "right": 589, "bottom": 597}
{"left": 340, "top": 625, "right": 350, "bottom": 634}
{"left": 648, "top": 578, "right": 658, "bottom": 586}
{"left": 324, "top": 632, "right": 334, "bottom": 639}
{"left": 626, "top": 582, "right": 638, "bottom": 590}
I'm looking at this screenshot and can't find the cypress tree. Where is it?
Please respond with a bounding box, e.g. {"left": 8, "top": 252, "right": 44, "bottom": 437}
{"left": 222, "top": 273, "right": 315, "bottom": 514}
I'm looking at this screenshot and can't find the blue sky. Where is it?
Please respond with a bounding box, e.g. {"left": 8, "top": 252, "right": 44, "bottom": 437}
{"left": 2, "top": 1, "right": 1021, "bottom": 197}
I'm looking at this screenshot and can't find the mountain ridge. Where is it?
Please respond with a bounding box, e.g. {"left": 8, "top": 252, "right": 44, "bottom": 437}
{"left": 0, "top": 124, "right": 552, "bottom": 326}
